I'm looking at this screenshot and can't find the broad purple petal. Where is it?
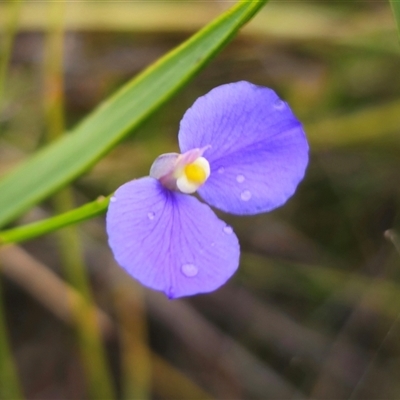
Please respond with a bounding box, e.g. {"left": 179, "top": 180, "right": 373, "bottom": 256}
{"left": 178, "top": 81, "right": 308, "bottom": 215}
{"left": 106, "top": 177, "right": 240, "bottom": 298}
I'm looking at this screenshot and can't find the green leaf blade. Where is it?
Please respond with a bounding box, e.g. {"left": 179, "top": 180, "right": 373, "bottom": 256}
{"left": 0, "top": 0, "right": 268, "bottom": 228}
{"left": 390, "top": 0, "right": 400, "bottom": 40}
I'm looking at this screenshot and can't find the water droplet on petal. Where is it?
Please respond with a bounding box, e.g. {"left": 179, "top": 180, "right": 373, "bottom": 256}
{"left": 147, "top": 212, "right": 155, "bottom": 220}
{"left": 181, "top": 263, "right": 198, "bottom": 277}
{"left": 241, "top": 190, "right": 252, "bottom": 201}
{"left": 236, "top": 174, "right": 245, "bottom": 183}
{"left": 110, "top": 196, "right": 117, "bottom": 202}
{"left": 223, "top": 226, "right": 233, "bottom": 234}
{"left": 274, "top": 99, "right": 285, "bottom": 110}
{"left": 218, "top": 167, "right": 225, "bottom": 174}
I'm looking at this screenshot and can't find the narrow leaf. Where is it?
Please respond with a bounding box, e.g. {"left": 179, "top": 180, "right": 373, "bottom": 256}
{"left": 390, "top": 0, "right": 400, "bottom": 40}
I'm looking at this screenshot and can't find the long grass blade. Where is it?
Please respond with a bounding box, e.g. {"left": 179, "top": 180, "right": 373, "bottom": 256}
{"left": 390, "top": 0, "right": 400, "bottom": 40}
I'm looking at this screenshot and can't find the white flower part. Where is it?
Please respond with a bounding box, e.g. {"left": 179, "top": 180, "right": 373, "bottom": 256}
{"left": 149, "top": 153, "right": 179, "bottom": 180}
{"left": 176, "top": 156, "right": 211, "bottom": 194}
{"left": 176, "top": 176, "right": 199, "bottom": 194}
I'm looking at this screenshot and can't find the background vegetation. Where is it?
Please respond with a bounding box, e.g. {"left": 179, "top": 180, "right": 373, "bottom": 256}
{"left": 0, "top": 0, "right": 400, "bottom": 398}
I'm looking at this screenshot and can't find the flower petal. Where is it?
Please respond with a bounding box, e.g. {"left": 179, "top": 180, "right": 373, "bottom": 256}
{"left": 178, "top": 81, "right": 308, "bottom": 215}
{"left": 106, "top": 177, "right": 240, "bottom": 298}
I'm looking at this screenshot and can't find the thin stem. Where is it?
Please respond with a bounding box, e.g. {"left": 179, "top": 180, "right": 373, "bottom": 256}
{"left": 0, "top": 274, "right": 24, "bottom": 400}
{"left": 0, "top": 195, "right": 110, "bottom": 245}
{"left": 114, "top": 284, "right": 151, "bottom": 400}
{"left": 43, "top": 2, "right": 115, "bottom": 398}
{"left": 0, "top": 0, "right": 22, "bottom": 115}
{"left": 0, "top": 2, "right": 25, "bottom": 398}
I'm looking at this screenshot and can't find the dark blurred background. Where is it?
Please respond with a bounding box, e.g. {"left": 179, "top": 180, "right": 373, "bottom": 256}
{"left": 1, "top": 1, "right": 400, "bottom": 399}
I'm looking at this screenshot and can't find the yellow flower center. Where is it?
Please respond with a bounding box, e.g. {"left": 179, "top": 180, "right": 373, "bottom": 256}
{"left": 176, "top": 156, "right": 210, "bottom": 194}
{"left": 184, "top": 163, "right": 207, "bottom": 184}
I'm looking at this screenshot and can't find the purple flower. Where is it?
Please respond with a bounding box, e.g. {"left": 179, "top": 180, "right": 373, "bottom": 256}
{"left": 106, "top": 81, "right": 308, "bottom": 299}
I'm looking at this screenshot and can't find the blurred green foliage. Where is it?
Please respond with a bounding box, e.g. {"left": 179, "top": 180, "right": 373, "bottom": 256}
{"left": 0, "top": 1, "right": 400, "bottom": 399}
